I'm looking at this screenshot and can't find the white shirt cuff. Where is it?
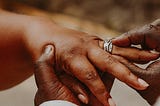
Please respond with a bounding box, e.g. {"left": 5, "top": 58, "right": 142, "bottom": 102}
{"left": 40, "top": 100, "right": 78, "bottom": 106}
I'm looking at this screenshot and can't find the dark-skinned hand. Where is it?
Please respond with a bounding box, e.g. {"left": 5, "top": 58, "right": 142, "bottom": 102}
{"left": 25, "top": 17, "right": 158, "bottom": 106}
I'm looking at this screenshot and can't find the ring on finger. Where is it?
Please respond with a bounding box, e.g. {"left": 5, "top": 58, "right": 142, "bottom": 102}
{"left": 103, "top": 39, "right": 113, "bottom": 53}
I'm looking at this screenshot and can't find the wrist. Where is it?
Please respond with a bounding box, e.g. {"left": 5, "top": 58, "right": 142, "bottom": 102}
{"left": 22, "top": 16, "right": 57, "bottom": 60}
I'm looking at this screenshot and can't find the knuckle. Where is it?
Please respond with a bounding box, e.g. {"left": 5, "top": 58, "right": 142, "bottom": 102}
{"left": 38, "top": 80, "right": 63, "bottom": 98}
{"left": 124, "top": 30, "right": 134, "bottom": 38}
{"left": 152, "top": 19, "right": 160, "bottom": 26}
{"left": 56, "top": 86, "right": 69, "bottom": 98}
{"left": 34, "top": 61, "right": 47, "bottom": 71}
{"left": 84, "top": 35, "right": 101, "bottom": 47}
{"left": 125, "top": 31, "right": 130, "bottom": 36}
{"left": 69, "top": 47, "right": 84, "bottom": 55}
{"left": 62, "top": 54, "right": 74, "bottom": 70}
{"left": 43, "top": 79, "right": 62, "bottom": 90}
{"left": 71, "top": 60, "right": 82, "bottom": 71}
{"left": 120, "top": 71, "right": 132, "bottom": 83}
{"left": 137, "top": 54, "right": 144, "bottom": 61}
{"left": 85, "top": 71, "right": 98, "bottom": 81}
{"left": 104, "top": 55, "right": 115, "bottom": 66}
{"left": 88, "top": 35, "right": 102, "bottom": 43}
{"left": 44, "top": 85, "right": 71, "bottom": 100}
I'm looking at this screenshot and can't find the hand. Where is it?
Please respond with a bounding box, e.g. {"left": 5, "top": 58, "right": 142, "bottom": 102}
{"left": 112, "top": 19, "right": 160, "bottom": 51}
{"left": 0, "top": 10, "right": 156, "bottom": 105}
{"left": 23, "top": 17, "right": 152, "bottom": 105}
{"left": 113, "top": 55, "right": 160, "bottom": 105}
{"left": 34, "top": 45, "right": 114, "bottom": 106}
{"left": 111, "top": 19, "right": 160, "bottom": 105}
{"left": 104, "top": 43, "right": 160, "bottom": 105}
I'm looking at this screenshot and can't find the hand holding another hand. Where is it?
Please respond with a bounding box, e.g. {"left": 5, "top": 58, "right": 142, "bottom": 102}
{"left": 28, "top": 18, "right": 156, "bottom": 106}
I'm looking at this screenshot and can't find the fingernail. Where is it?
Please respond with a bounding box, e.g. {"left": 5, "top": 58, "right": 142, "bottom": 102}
{"left": 108, "top": 98, "right": 116, "bottom": 106}
{"left": 150, "top": 50, "right": 160, "bottom": 54}
{"left": 78, "top": 94, "right": 88, "bottom": 104}
{"left": 138, "top": 78, "right": 149, "bottom": 88}
{"left": 44, "top": 45, "right": 52, "bottom": 54}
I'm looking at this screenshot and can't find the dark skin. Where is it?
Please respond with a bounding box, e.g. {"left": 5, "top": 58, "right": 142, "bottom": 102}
{"left": 34, "top": 45, "right": 114, "bottom": 106}
{"left": 112, "top": 19, "right": 160, "bottom": 51}
{"left": 0, "top": 10, "right": 159, "bottom": 106}
{"left": 113, "top": 55, "right": 160, "bottom": 105}
{"left": 34, "top": 43, "right": 159, "bottom": 106}
{"left": 112, "top": 19, "right": 160, "bottom": 105}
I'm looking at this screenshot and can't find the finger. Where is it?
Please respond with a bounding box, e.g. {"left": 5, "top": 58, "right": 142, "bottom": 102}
{"left": 112, "top": 27, "right": 145, "bottom": 47}
{"left": 64, "top": 56, "right": 113, "bottom": 106}
{"left": 88, "top": 46, "right": 149, "bottom": 90}
{"left": 112, "top": 55, "right": 160, "bottom": 82}
{"left": 101, "top": 72, "right": 115, "bottom": 92}
{"left": 112, "top": 45, "right": 159, "bottom": 63}
{"left": 147, "top": 60, "right": 160, "bottom": 70}
{"left": 34, "top": 45, "right": 79, "bottom": 105}
{"left": 112, "top": 19, "right": 160, "bottom": 49}
{"left": 59, "top": 73, "right": 89, "bottom": 104}
{"left": 111, "top": 55, "right": 146, "bottom": 76}
{"left": 102, "top": 73, "right": 115, "bottom": 106}
{"left": 97, "top": 68, "right": 115, "bottom": 92}
{"left": 84, "top": 70, "right": 115, "bottom": 106}
{"left": 143, "top": 19, "right": 160, "bottom": 51}
{"left": 87, "top": 92, "right": 116, "bottom": 106}
{"left": 146, "top": 60, "right": 160, "bottom": 80}
{"left": 99, "top": 40, "right": 159, "bottom": 63}
{"left": 113, "top": 55, "right": 160, "bottom": 105}
{"left": 88, "top": 93, "right": 104, "bottom": 106}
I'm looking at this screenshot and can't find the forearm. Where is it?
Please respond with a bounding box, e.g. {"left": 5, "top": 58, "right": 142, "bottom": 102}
{"left": 0, "top": 10, "right": 35, "bottom": 46}
{"left": 0, "top": 10, "right": 36, "bottom": 90}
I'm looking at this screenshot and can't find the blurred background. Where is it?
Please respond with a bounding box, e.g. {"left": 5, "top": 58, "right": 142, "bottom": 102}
{"left": 3, "top": 0, "right": 160, "bottom": 32}
{"left": 0, "top": 0, "right": 159, "bottom": 106}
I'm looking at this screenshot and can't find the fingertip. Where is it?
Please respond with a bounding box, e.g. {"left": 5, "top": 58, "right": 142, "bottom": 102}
{"left": 78, "top": 94, "right": 89, "bottom": 104}
{"left": 138, "top": 50, "right": 160, "bottom": 62}
{"left": 76, "top": 85, "right": 89, "bottom": 104}
{"left": 131, "top": 78, "right": 149, "bottom": 90}
{"left": 137, "top": 78, "right": 149, "bottom": 90}
{"left": 122, "top": 71, "right": 149, "bottom": 90}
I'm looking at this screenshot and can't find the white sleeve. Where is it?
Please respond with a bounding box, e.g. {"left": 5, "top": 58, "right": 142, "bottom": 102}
{"left": 39, "top": 100, "right": 78, "bottom": 106}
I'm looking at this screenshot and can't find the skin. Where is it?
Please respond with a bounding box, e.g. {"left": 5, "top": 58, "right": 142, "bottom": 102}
{"left": 112, "top": 19, "right": 160, "bottom": 51}
{"left": 113, "top": 55, "right": 160, "bottom": 105}
{"left": 112, "top": 19, "right": 160, "bottom": 105}
{"left": 34, "top": 45, "right": 114, "bottom": 106}
{"left": 0, "top": 10, "right": 159, "bottom": 106}
{"left": 34, "top": 43, "right": 159, "bottom": 106}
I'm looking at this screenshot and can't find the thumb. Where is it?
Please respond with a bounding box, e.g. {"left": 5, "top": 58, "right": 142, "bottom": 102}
{"left": 34, "top": 45, "right": 79, "bottom": 106}
{"left": 112, "top": 26, "right": 145, "bottom": 47}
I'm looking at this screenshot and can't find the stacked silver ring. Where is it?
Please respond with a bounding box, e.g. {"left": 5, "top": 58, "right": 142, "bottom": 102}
{"left": 103, "top": 39, "right": 113, "bottom": 53}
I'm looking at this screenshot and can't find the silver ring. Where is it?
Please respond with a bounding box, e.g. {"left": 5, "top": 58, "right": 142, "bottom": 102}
{"left": 103, "top": 39, "right": 113, "bottom": 53}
